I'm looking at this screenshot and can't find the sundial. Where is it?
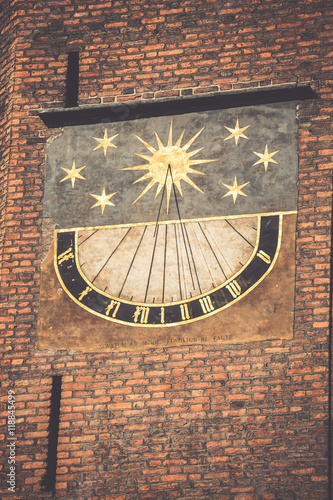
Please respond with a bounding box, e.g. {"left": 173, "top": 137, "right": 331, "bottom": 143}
{"left": 37, "top": 98, "right": 297, "bottom": 351}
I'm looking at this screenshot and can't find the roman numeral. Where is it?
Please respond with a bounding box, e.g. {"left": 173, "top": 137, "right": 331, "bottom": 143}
{"left": 226, "top": 280, "right": 242, "bottom": 298}
{"left": 199, "top": 295, "right": 215, "bottom": 314}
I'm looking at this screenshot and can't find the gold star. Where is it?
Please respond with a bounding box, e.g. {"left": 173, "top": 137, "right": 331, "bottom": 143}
{"left": 222, "top": 176, "right": 249, "bottom": 203}
{"left": 252, "top": 144, "right": 279, "bottom": 172}
{"left": 224, "top": 119, "right": 251, "bottom": 146}
{"left": 90, "top": 187, "right": 117, "bottom": 215}
{"left": 60, "top": 160, "right": 86, "bottom": 188}
{"left": 93, "top": 129, "right": 118, "bottom": 156}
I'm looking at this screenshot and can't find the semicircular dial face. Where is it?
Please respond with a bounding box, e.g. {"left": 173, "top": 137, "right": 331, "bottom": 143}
{"left": 55, "top": 213, "right": 281, "bottom": 327}
{"left": 77, "top": 217, "right": 258, "bottom": 304}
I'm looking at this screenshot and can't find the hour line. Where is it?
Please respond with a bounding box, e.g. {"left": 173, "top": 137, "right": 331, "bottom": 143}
{"left": 144, "top": 224, "right": 160, "bottom": 303}
{"left": 225, "top": 219, "right": 255, "bottom": 248}
{"left": 90, "top": 227, "right": 132, "bottom": 285}
{"left": 118, "top": 226, "right": 147, "bottom": 298}
{"left": 198, "top": 221, "right": 228, "bottom": 280}
{"left": 162, "top": 225, "right": 168, "bottom": 304}
{"left": 190, "top": 222, "right": 216, "bottom": 289}
{"left": 174, "top": 223, "right": 183, "bottom": 301}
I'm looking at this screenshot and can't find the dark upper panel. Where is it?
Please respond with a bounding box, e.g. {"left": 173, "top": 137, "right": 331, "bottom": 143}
{"left": 44, "top": 100, "right": 299, "bottom": 229}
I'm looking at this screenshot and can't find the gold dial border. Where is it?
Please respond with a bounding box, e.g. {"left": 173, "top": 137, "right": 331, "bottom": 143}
{"left": 54, "top": 214, "right": 284, "bottom": 327}
{"left": 54, "top": 210, "right": 296, "bottom": 234}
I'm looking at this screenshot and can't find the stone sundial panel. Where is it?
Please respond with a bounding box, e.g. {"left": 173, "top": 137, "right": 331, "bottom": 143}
{"left": 37, "top": 100, "right": 297, "bottom": 351}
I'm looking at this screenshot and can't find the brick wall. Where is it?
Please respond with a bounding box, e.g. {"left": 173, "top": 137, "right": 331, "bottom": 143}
{"left": 1, "top": 0, "right": 332, "bottom": 498}
{"left": 0, "top": 0, "right": 16, "bottom": 279}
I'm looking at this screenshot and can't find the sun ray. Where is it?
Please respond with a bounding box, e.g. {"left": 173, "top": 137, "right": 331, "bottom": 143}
{"left": 188, "top": 147, "right": 205, "bottom": 157}
{"left": 182, "top": 127, "right": 205, "bottom": 151}
{"left": 174, "top": 179, "right": 183, "bottom": 197}
{"left": 175, "top": 130, "right": 185, "bottom": 147}
{"left": 188, "top": 168, "right": 206, "bottom": 176}
{"left": 166, "top": 181, "right": 173, "bottom": 213}
{"left": 134, "top": 135, "right": 156, "bottom": 154}
{"left": 167, "top": 119, "right": 173, "bottom": 147}
{"left": 183, "top": 175, "right": 205, "bottom": 194}
{"left": 121, "top": 164, "right": 151, "bottom": 171}
{"left": 154, "top": 183, "right": 164, "bottom": 200}
{"left": 189, "top": 158, "right": 217, "bottom": 166}
{"left": 134, "top": 153, "right": 154, "bottom": 161}
{"left": 133, "top": 179, "right": 157, "bottom": 204}
{"left": 154, "top": 131, "right": 164, "bottom": 150}
{"left": 133, "top": 172, "right": 152, "bottom": 184}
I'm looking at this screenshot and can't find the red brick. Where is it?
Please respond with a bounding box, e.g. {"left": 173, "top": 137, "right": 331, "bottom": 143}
{"left": 0, "top": 1, "right": 331, "bottom": 499}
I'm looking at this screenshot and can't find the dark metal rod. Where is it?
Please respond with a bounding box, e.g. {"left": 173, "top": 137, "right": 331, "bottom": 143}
{"left": 41, "top": 375, "right": 62, "bottom": 494}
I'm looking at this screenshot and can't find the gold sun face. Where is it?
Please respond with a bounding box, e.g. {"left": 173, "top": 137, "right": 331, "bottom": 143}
{"left": 121, "top": 121, "right": 217, "bottom": 211}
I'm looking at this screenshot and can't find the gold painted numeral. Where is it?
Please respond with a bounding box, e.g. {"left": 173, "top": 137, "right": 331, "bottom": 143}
{"left": 58, "top": 247, "right": 74, "bottom": 264}
{"left": 226, "top": 280, "right": 242, "bottom": 298}
{"left": 160, "top": 307, "right": 165, "bottom": 324}
{"left": 105, "top": 300, "right": 121, "bottom": 318}
{"left": 133, "top": 306, "right": 150, "bottom": 324}
{"left": 199, "top": 295, "right": 215, "bottom": 314}
{"left": 257, "top": 250, "right": 271, "bottom": 264}
{"left": 180, "top": 303, "right": 190, "bottom": 321}
{"left": 78, "top": 286, "right": 92, "bottom": 301}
